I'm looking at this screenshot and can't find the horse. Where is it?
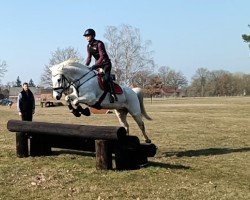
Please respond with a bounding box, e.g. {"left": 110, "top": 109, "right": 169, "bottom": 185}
{"left": 50, "top": 59, "right": 152, "bottom": 143}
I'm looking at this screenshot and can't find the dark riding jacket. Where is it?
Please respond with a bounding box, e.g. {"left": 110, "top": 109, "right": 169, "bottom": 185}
{"left": 85, "top": 39, "right": 111, "bottom": 69}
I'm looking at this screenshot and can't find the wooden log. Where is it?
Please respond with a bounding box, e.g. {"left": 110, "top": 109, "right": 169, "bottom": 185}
{"left": 95, "top": 140, "right": 112, "bottom": 170}
{"left": 16, "top": 132, "right": 28, "bottom": 157}
{"left": 35, "top": 134, "right": 96, "bottom": 153}
{"left": 7, "top": 120, "right": 126, "bottom": 140}
{"left": 30, "top": 134, "right": 52, "bottom": 156}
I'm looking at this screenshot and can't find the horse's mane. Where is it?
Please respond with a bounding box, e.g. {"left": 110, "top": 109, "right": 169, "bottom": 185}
{"left": 60, "top": 58, "right": 85, "bottom": 69}
{"left": 51, "top": 58, "right": 88, "bottom": 74}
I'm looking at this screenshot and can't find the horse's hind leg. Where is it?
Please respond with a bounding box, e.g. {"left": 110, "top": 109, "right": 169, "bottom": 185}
{"left": 132, "top": 115, "right": 151, "bottom": 143}
{"left": 115, "top": 109, "right": 129, "bottom": 135}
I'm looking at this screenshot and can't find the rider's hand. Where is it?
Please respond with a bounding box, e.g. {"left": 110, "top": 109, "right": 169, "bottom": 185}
{"left": 90, "top": 65, "right": 97, "bottom": 70}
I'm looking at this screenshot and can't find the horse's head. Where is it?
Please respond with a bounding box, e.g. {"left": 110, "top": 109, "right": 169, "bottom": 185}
{"left": 50, "top": 62, "right": 70, "bottom": 100}
{"left": 50, "top": 59, "right": 90, "bottom": 100}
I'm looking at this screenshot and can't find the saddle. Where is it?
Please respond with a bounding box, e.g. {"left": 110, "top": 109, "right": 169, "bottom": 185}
{"left": 91, "top": 72, "right": 123, "bottom": 109}
{"left": 97, "top": 74, "right": 123, "bottom": 94}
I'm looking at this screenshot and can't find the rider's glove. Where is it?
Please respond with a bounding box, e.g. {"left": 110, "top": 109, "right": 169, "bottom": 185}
{"left": 90, "top": 65, "right": 97, "bottom": 70}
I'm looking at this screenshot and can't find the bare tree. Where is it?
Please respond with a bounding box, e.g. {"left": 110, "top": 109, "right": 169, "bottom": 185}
{"left": 167, "top": 70, "right": 188, "bottom": 95}
{"left": 191, "top": 68, "right": 210, "bottom": 97}
{"left": 0, "top": 60, "right": 7, "bottom": 83}
{"left": 104, "top": 24, "right": 154, "bottom": 86}
{"left": 131, "top": 69, "right": 153, "bottom": 88}
{"left": 40, "top": 47, "right": 83, "bottom": 88}
{"left": 158, "top": 66, "right": 171, "bottom": 87}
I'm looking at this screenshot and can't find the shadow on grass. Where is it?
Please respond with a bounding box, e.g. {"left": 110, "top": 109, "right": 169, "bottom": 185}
{"left": 164, "top": 147, "right": 250, "bottom": 158}
{"left": 50, "top": 150, "right": 191, "bottom": 170}
{"left": 51, "top": 149, "right": 95, "bottom": 157}
{"left": 148, "top": 161, "right": 190, "bottom": 170}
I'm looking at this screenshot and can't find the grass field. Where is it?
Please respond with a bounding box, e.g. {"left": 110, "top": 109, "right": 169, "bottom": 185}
{"left": 0, "top": 97, "right": 249, "bottom": 200}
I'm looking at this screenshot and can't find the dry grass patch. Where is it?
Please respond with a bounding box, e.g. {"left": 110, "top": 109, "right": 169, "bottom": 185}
{"left": 0, "top": 97, "right": 249, "bottom": 199}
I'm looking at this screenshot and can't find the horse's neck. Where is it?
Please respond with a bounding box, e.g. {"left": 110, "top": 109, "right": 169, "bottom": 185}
{"left": 65, "top": 67, "right": 88, "bottom": 81}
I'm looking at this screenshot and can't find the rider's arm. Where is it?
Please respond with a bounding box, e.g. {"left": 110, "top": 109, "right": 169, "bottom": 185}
{"left": 85, "top": 45, "right": 92, "bottom": 66}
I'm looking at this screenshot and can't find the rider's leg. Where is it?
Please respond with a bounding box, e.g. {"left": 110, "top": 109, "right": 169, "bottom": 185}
{"left": 103, "top": 65, "right": 114, "bottom": 103}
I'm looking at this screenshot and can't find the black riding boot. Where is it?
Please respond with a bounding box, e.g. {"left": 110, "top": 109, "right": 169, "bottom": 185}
{"left": 104, "top": 74, "right": 114, "bottom": 103}
{"left": 109, "top": 81, "right": 118, "bottom": 101}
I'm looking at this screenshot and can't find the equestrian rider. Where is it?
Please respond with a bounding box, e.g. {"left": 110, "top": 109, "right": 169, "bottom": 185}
{"left": 83, "top": 28, "right": 114, "bottom": 103}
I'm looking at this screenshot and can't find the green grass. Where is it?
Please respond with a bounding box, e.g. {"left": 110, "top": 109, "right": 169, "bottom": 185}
{"left": 0, "top": 97, "right": 250, "bottom": 199}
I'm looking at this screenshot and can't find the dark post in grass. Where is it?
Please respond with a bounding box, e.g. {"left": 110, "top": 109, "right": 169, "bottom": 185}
{"left": 16, "top": 132, "right": 28, "bottom": 157}
{"left": 95, "top": 140, "right": 112, "bottom": 170}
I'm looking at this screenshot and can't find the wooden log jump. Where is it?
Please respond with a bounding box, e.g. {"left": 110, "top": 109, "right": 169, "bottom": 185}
{"left": 7, "top": 120, "right": 157, "bottom": 170}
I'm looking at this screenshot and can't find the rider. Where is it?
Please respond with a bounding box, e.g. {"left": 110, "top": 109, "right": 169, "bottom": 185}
{"left": 83, "top": 28, "right": 115, "bottom": 103}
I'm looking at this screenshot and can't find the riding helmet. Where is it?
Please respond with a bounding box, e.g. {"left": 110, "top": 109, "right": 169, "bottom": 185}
{"left": 83, "top": 29, "right": 96, "bottom": 37}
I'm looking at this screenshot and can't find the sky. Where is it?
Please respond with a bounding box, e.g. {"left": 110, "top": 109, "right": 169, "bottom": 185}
{"left": 0, "top": 0, "right": 250, "bottom": 85}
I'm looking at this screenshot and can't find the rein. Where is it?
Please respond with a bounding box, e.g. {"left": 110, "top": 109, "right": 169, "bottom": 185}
{"left": 53, "top": 68, "right": 97, "bottom": 96}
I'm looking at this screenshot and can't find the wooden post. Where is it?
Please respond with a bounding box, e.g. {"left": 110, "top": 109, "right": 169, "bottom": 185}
{"left": 95, "top": 140, "right": 112, "bottom": 170}
{"left": 114, "top": 136, "right": 141, "bottom": 170}
{"left": 16, "top": 132, "right": 28, "bottom": 157}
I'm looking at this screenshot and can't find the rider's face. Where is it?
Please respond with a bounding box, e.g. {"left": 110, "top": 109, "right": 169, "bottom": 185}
{"left": 85, "top": 35, "right": 93, "bottom": 42}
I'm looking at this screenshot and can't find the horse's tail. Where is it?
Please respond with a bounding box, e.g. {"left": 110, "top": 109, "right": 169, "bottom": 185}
{"left": 132, "top": 87, "right": 152, "bottom": 120}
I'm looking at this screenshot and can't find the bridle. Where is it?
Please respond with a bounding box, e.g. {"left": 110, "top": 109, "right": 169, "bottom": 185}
{"left": 53, "top": 68, "right": 97, "bottom": 96}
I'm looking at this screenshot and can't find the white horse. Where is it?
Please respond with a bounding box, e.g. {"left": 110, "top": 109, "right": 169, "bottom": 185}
{"left": 50, "top": 59, "right": 152, "bottom": 143}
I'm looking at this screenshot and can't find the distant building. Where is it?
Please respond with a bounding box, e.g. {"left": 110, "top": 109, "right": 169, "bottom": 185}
{"left": 8, "top": 87, "right": 52, "bottom": 102}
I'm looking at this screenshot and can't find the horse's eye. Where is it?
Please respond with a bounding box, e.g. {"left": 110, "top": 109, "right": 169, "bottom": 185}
{"left": 57, "top": 78, "right": 61, "bottom": 82}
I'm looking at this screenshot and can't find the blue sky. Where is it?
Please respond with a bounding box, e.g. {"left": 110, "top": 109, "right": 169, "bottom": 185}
{"left": 0, "top": 0, "right": 250, "bottom": 85}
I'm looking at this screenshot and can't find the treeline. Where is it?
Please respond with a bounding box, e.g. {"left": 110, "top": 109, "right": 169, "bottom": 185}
{"left": 188, "top": 68, "right": 250, "bottom": 97}
{"left": 131, "top": 67, "right": 250, "bottom": 97}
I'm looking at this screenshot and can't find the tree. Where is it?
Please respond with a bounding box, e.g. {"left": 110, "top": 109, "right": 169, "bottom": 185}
{"left": 104, "top": 24, "right": 154, "bottom": 86}
{"left": 40, "top": 46, "right": 83, "bottom": 88}
{"left": 15, "top": 76, "right": 22, "bottom": 87}
{"left": 28, "top": 79, "right": 36, "bottom": 87}
{"left": 242, "top": 25, "right": 250, "bottom": 52}
{"left": 158, "top": 66, "right": 171, "bottom": 86}
{"left": 131, "top": 69, "right": 153, "bottom": 88}
{"left": 164, "top": 69, "right": 188, "bottom": 95}
{"left": 191, "top": 68, "right": 210, "bottom": 97}
{"left": 242, "top": 25, "right": 250, "bottom": 42}
{"left": 144, "top": 75, "right": 163, "bottom": 101}
{"left": 0, "top": 60, "right": 7, "bottom": 83}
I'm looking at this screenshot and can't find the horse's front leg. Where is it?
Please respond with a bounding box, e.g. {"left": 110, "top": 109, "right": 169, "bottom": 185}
{"left": 65, "top": 87, "right": 79, "bottom": 108}
{"left": 66, "top": 95, "right": 92, "bottom": 117}
{"left": 64, "top": 95, "right": 81, "bottom": 117}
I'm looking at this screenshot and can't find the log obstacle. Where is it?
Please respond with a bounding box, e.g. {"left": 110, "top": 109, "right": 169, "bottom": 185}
{"left": 7, "top": 120, "right": 157, "bottom": 170}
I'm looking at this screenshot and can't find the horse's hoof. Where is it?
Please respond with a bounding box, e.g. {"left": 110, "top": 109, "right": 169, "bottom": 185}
{"left": 145, "top": 139, "right": 151, "bottom": 143}
{"left": 72, "top": 110, "right": 81, "bottom": 117}
{"left": 81, "top": 107, "right": 91, "bottom": 116}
